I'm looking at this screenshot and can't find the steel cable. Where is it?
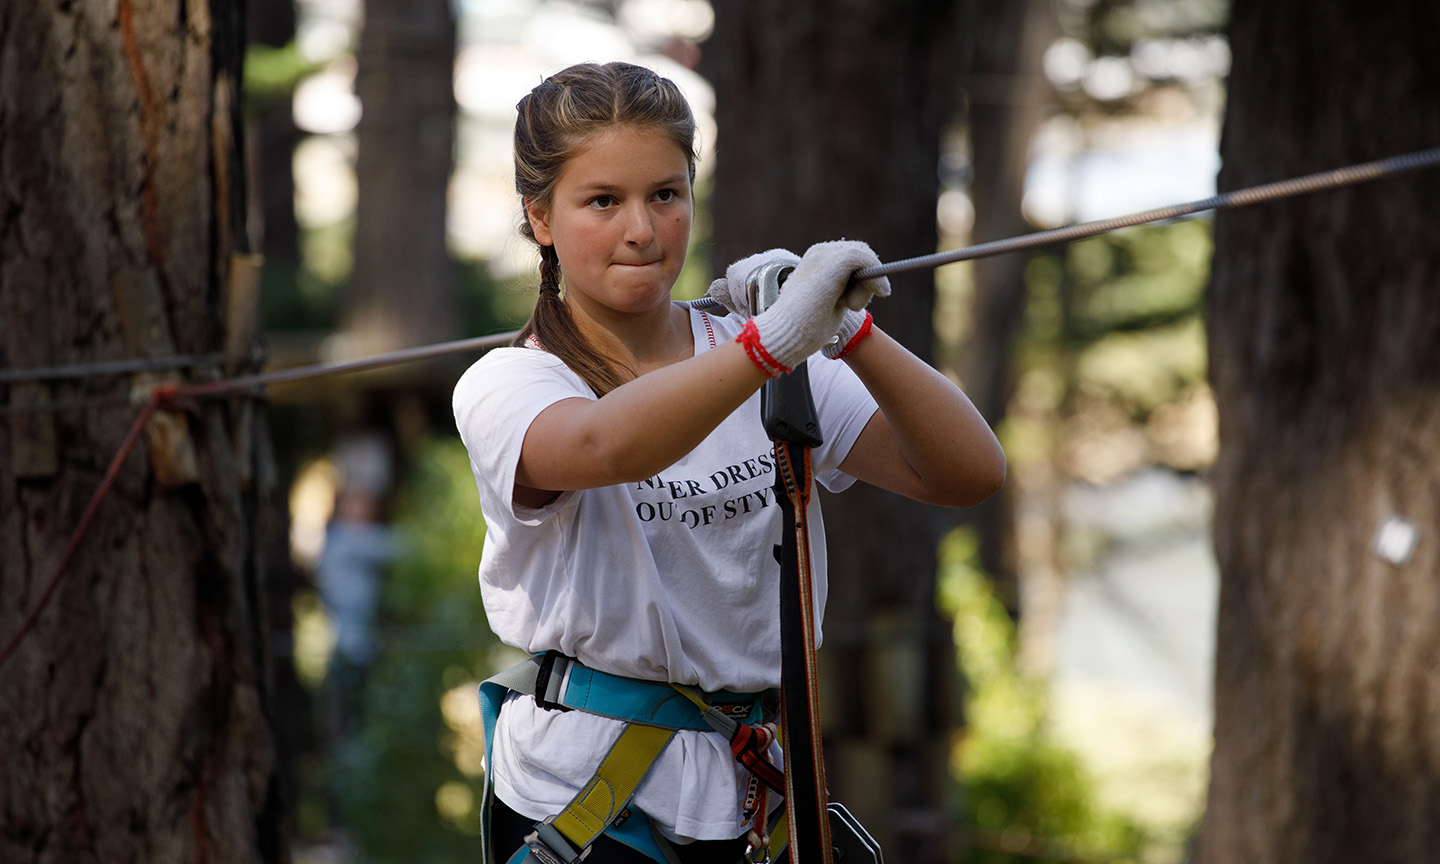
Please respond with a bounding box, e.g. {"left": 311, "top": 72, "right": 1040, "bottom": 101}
{"left": 687, "top": 144, "right": 1440, "bottom": 310}
{"left": 852, "top": 144, "right": 1440, "bottom": 281}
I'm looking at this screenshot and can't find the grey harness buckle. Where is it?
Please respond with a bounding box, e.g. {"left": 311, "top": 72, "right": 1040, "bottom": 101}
{"left": 523, "top": 822, "right": 589, "bottom": 864}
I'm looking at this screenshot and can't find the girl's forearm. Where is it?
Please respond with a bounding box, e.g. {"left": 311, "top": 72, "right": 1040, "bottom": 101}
{"left": 518, "top": 341, "right": 769, "bottom": 491}
{"left": 842, "top": 327, "right": 1006, "bottom": 506}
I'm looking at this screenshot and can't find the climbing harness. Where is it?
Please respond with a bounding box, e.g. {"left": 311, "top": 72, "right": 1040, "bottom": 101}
{"left": 477, "top": 651, "right": 789, "bottom": 864}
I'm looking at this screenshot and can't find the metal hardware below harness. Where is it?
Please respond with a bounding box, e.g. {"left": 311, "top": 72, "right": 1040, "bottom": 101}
{"left": 524, "top": 822, "right": 589, "bottom": 864}
{"left": 827, "top": 804, "right": 882, "bottom": 864}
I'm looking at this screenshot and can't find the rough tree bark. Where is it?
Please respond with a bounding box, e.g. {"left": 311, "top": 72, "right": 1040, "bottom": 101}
{"left": 0, "top": 1, "right": 287, "bottom": 862}
{"left": 1198, "top": 2, "right": 1440, "bottom": 862}
{"left": 702, "top": 4, "right": 968, "bottom": 861}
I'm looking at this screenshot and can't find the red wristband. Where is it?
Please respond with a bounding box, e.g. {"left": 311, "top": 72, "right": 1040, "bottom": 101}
{"left": 832, "top": 310, "right": 873, "bottom": 360}
{"left": 736, "top": 320, "right": 791, "bottom": 378}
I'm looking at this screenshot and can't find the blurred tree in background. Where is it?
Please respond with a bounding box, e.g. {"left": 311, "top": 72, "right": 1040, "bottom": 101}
{"left": 345, "top": 0, "right": 460, "bottom": 358}
{"left": 1198, "top": 2, "right": 1440, "bottom": 861}
{"left": 966, "top": 0, "right": 1226, "bottom": 659}
{"left": 241, "top": 0, "right": 507, "bottom": 855}
{"left": 703, "top": 3, "right": 968, "bottom": 860}
{"left": 953, "top": 6, "right": 1228, "bottom": 856}
{"left": 244, "top": 0, "right": 318, "bottom": 833}
{"left": 957, "top": 0, "right": 1059, "bottom": 621}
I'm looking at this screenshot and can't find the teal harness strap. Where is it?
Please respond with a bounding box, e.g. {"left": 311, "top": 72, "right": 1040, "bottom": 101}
{"left": 480, "top": 653, "right": 768, "bottom": 756}
{"left": 478, "top": 653, "right": 778, "bottom": 864}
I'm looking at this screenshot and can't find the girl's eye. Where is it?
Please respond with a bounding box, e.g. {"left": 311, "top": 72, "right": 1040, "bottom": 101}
{"left": 589, "top": 195, "right": 616, "bottom": 209}
{"left": 654, "top": 188, "right": 678, "bottom": 203}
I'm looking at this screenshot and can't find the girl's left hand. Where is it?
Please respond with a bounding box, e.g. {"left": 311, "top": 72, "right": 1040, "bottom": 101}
{"left": 706, "top": 248, "right": 797, "bottom": 316}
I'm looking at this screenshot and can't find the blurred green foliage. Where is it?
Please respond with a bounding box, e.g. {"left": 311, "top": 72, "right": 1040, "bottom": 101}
{"left": 261, "top": 244, "right": 507, "bottom": 340}
{"left": 1072, "top": 0, "right": 1228, "bottom": 56}
{"left": 244, "top": 41, "right": 324, "bottom": 109}
{"left": 672, "top": 175, "right": 715, "bottom": 302}
{"left": 260, "top": 260, "right": 343, "bottom": 333}
{"left": 331, "top": 437, "right": 507, "bottom": 864}
{"left": 940, "top": 530, "right": 1147, "bottom": 864}
{"left": 1005, "top": 219, "right": 1213, "bottom": 482}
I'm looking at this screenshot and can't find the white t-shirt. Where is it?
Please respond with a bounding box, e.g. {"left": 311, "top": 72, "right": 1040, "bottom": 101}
{"left": 452, "top": 306, "right": 878, "bottom": 841}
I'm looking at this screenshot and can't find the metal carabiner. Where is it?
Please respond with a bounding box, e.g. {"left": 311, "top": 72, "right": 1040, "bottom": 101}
{"left": 744, "top": 257, "right": 799, "bottom": 319}
{"left": 744, "top": 258, "right": 823, "bottom": 447}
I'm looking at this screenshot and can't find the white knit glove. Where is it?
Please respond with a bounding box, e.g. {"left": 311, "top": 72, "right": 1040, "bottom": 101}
{"left": 706, "top": 248, "right": 797, "bottom": 317}
{"left": 739, "top": 240, "right": 890, "bottom": 377}
{"left": 822, "top": 308, "right": 875, "bottom": 360}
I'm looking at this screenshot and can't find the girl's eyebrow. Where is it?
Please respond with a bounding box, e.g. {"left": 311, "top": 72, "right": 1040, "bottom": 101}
{"left": 574, "top": 173, "right": 689, "bottom": 194}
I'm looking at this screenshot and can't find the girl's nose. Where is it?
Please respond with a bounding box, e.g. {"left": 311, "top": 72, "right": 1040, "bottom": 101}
{"left": 623, "top": 203, "right": 655, "bottom": 246}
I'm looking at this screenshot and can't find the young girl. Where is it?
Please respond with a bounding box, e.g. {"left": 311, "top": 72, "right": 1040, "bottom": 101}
{"left": 454, "top": 61, "right": 1005, "bottom": 864}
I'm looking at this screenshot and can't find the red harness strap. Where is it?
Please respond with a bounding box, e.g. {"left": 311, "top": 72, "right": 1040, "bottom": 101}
{"left": 730, "top": 720, "right": 785, "bottom": 793}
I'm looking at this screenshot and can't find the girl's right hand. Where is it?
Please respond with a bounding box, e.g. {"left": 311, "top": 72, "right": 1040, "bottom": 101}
{"left": 743, "top": 240, "right": 891, "bottom": 376}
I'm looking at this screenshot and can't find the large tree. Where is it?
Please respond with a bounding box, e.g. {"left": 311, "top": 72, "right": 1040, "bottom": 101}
{"left": 0, "top": 1, "right": 288, "bottom": 861}
{"left": 1198, "top": 2, "right": 1440, "bottom": 861}
{"left": 702, "top": 4, "right": 968, "bottom": 861}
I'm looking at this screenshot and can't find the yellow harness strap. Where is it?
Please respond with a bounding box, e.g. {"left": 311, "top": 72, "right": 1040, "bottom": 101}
{"left": 548, "top": 722, "right": 676, "bottom": 848}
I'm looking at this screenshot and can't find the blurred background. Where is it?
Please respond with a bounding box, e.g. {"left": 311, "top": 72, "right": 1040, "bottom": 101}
{"left": 19, "top": 1, "right": 1440, "bottom": 864}
{"left": 9, "top": 1, "right": 1438, "bottom": 862}
{"left": 246, "top": 2, "right": 1227, "bottom": 862}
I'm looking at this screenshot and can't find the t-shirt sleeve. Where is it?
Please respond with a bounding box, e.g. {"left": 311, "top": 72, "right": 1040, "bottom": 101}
{"left": 807, "top": 356, "right": 879, "bottom": 494}
{"left": 452, "top": 348, "right": 592, "bottom": 524}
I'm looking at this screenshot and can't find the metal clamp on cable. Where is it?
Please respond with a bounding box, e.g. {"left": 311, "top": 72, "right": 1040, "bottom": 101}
{"left": 533, "top": 650, "right": 573, "bottom": 712}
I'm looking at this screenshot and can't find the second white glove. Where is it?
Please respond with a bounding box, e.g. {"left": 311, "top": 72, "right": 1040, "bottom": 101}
{"left": 739, "top": 240, "right": 890, "bottom": 376}
{"left": 706, "top": 248, "right": 796, "bottom": 317}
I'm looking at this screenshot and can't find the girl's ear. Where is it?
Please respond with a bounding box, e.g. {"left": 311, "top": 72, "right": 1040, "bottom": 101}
{"left": 525, "top": 198, "right": 554, "bottom": 246}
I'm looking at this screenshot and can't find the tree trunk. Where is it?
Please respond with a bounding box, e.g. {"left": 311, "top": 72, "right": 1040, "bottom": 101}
{"left": 959, "top": 0, "right": 1057, "bottom": 623}
{"left": 0, "top": 0, "right": 287, "bottom": 861}
{"left": 344, "top": 0, "right": 458, "bottom": 358}
{"left": 703, "top": 4, "right": 966, "bottom": 861}
{"left": 1198, "top": 2, "right": 1440, "bottom": 862}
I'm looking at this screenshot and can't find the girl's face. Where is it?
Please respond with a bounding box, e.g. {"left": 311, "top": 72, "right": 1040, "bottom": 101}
{"left": 527, "top": 125, "right": 693, "bottom": 318}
